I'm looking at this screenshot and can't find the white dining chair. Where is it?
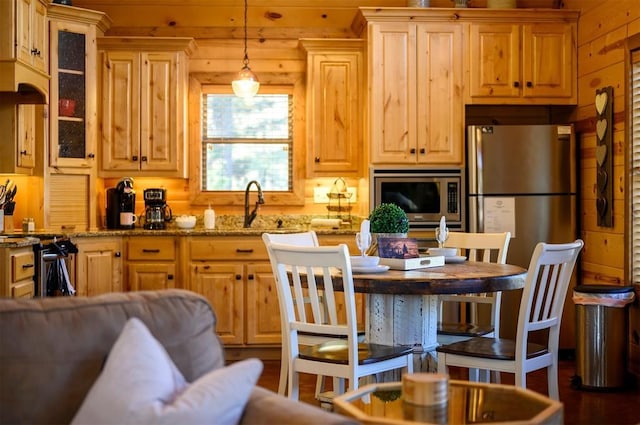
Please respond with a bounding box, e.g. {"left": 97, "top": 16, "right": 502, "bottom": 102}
{"left": 438, "top": 231, "right": 512, "bottom": 344}
{"left": 436, "top": 239, "right": 583, "bottom": 401}
{"left": 263, "top": 231, "right": 364, "bottom": 400}
{"left": 266, "top": 242, "right": 413, "bottom": 400}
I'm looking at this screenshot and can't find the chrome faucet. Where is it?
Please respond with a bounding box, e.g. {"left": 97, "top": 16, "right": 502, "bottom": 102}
{"left": 244, "top": 180, "right": 265, "bottom": 228}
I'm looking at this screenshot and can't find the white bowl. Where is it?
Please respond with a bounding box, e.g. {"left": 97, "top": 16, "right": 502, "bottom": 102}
{"left": 175, "top": 215, "right": 197, "bottom": 229}
{"left": 350, "top": 255, "right": 380, "bottom": 268}
{"left": 428, "top": 247, "right": 457, "bottom": 257}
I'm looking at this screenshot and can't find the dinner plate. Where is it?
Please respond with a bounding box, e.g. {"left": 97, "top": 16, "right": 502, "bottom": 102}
{"left": 445, "top": 255, "right": 467, "bottom": 264}
{"left": 351, "top": 265, "right": 390, "bottom": 274}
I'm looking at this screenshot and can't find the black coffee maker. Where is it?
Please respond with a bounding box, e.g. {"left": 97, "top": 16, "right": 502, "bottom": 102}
{"left": 143, "top": 188, "right": 172, "bottom": 230}
{"left": 106, "top": 177, "right": 136, "bottom": 229}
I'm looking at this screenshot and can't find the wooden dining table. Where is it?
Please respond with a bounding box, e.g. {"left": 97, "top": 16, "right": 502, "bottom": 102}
{"left": 349, "top": 261, "right": 527, "bottom": 373}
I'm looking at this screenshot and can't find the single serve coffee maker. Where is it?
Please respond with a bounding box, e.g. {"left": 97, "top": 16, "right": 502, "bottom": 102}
{"left": 143, "top": 188, "right": 172, "bottom": 230}
{"left": 106, "top": 177, "right": 136, "bottom": 229}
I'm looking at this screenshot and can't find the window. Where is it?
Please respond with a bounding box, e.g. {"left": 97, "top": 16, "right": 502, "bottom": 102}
{"left": 628, "top": 33, "right": 640, "bottom": 283}
{"left": 201, "top": 89, "right": 292, "bottom": 191}
{"left": 189, "top": 80, "right": 305, "bottom": 206}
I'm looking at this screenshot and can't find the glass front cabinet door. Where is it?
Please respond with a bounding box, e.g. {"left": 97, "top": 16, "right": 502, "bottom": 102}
{"left": 48, "top": 4, "right": 110, "bottom": 169}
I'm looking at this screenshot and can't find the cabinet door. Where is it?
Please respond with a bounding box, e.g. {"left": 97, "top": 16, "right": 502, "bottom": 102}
{"left": 17, "top": 104, "right": 36, "bottom": 169}
{"left": 140, "top": 52, "right": 180, "bottom": 173}
{"left": 128, "top": 263, "right": 176, "bottom": 291}
{"left": 75, "top": 238, "right": 122, "bottom": 296}
{"left": 100, "top": 50, "right": 141, "bottom": 172}
{"left": 17, "top": 0, "right": 46, "bottom": 71}
{"left": 189, "top": 263, "right": 244, "bottom": 345}
{"left": 50, "top": 20, "right": 97, "bottom": 169}
{"left": 469, "top": 23, "right": 520, "bottom": 98}
{"left": 31, "top": 0, "right": 47, "bottom": 72}
{"left": 522, "top": 23, "right": 575, "bottom": 99}
{"left": 370, "top": 22, "right": 416, "bottom": 164}
{"left": 246, "top": 262, "right": 281, "bottom": 345}
{"left": 305, "top": 41, "right": 363, "bottom": 177}
{"left": 415, "top": 23, "right": 463, "bottom": 164}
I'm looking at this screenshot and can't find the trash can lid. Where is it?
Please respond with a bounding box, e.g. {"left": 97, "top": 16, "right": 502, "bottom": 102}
{"left": 574, "top": 285, "right": 634, "bottom": 294}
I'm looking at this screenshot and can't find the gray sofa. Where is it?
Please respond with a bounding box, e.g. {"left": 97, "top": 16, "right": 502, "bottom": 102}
{"left": 0, "top": 289, "right": 358, "bottom": 424}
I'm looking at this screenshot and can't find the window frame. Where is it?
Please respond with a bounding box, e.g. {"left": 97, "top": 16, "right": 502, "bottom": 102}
{"left": 625, "top": 32, "right": 640, "bottom": 284}
{"left": 188, "top": 75, "right": 305, "bottom": 207}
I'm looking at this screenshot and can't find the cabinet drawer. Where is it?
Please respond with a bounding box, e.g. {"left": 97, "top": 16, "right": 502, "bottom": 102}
{"left": 127, "top": 237, "right": 176, "bottom": 261}
{"left": 12, "top": 280, "right": 34, "bottom": 298}
{"left": 190, "top": 237, "right": 268, "bottom": 261}
{"left": 12, "top": 250, "right": 35, "bottom": 282}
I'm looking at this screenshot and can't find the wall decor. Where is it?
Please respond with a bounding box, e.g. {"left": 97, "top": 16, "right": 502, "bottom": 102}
{"left": 595, "top": 86, "right": 613, "bottom": 227}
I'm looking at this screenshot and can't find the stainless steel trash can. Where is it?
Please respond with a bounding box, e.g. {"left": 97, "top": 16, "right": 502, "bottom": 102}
{"left": 573, "top": 285, "right": 635, "bottom": 389}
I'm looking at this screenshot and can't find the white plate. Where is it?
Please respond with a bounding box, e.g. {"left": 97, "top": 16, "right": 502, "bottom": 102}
{"left": 445, "top": 255, "right": 467, "bottom": 264}
{"left": 351, "top": 265, "right": 390, "bottom": 274}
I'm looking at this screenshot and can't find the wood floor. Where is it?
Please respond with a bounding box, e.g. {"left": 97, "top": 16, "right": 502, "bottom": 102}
{"left": 253, "top": 357, "right": 640, "bottom": 424}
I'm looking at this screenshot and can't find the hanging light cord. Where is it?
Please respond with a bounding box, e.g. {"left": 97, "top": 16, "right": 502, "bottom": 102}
{"left": 242, "top": 0, "right": 249, "bottom": 66}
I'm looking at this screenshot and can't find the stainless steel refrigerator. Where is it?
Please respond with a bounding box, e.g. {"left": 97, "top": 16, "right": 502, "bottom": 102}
{"left": 467, "top": 124, "right": 578, "bottom": 348}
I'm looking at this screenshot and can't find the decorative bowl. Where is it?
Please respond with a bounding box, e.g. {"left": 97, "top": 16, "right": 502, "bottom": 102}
{"left": 175, "top": 215, "right": 196, "bottom": 229}
{"left": 350, "top": 255, "right": 380, "bottom": 268}
{"left": 427, "top": 247, "right": 457, "bottom": 257}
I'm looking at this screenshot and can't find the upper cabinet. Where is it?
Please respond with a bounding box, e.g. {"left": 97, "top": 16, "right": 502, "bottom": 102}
{"left": 0, "top": 0, "right": 50, "bottom": 102}
{"left": 48, "top": 4, "right": 111, "bottom": 170}
{"left": 98, "top": 37, "right": 196, "bottom": 178}
{"left": 364, "top": 19, "right": 464, "bottom": 165}
{"left": 300, "top": 39, "right": 364, "bottom": 177}
{"left": 0, "top": 102, "right": 39, "bottom": 174}
{"left": 468, "top": 19, "right": 577, "bottom": 104}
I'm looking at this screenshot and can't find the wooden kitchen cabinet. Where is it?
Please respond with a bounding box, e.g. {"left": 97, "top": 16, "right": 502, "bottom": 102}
{"left": 468, "top": 20, "right": 577, "bottom": 104}
{"left": 367, "top": 21, "right": 463, "bottom": 165}
{"left": 188, "top": 236, "right": 280, "bottom": 347}
{"left": 48, "top": 4, "right": 110, "bottom": 169}
{"left": 0, "top": 102, "right": 37, "bottom": 174}
{"left": 0, "top": 245, "right": 36, "bottom": 298}
{"left": 98, "top": 37, "right": 195, "bottom": 178}
{"left": 125, "top": 236, "right": 177, "bottom": 292}
{"left": 301, "top": 39, "right": 364, "bottom": 177}
{"left": 0, "top": 0, "right": 49, "bottom": 101}
{"left": 74, "top": 237, "right": 122, "bottom": 296}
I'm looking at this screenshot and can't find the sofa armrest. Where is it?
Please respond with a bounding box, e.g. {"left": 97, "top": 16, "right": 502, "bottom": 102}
{"left": 240, "top": 386, "right": 360, "bottom": 425}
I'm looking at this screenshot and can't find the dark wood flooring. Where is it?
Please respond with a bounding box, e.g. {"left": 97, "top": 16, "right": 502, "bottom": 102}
{"left": 254, "top": 358, "right": 640, "bottom": 424}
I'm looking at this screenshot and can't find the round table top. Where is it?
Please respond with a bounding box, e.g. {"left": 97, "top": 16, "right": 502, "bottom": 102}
{"left": 350, "top": 261, "right": 527, "bottom": 295}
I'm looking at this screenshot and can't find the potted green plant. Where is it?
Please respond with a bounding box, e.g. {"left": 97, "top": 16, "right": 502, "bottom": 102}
{"left": 367, "top": 203, "right": 409, "bottom": 255}
{"left": 369, "top": 203, "right": 409, "bottom": 235}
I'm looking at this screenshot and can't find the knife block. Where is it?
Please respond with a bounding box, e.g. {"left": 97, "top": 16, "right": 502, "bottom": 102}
{"left": 4, "top": 214, "right": 13, "bottom": 232}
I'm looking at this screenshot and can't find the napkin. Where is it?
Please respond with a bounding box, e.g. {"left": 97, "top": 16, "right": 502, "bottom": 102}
{"left": 359, "top": 219, "right": 371, "bottom": 252}
{"left": 439, "top": 216, "right": 446, "bottom": 237}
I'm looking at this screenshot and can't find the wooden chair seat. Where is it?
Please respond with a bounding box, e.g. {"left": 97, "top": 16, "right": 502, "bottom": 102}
{"left": 436, "top": 337, "right": 548, "bottom": 361}
{"left": 300, "top": 342, "right": 414, "bottom": 365}
{"left": 437, "top": 322, "right": 494, "bottom": 337}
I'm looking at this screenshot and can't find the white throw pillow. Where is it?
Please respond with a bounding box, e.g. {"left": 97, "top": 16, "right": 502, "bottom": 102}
{"left": 72, "top": 317, "right": 262, "bottom": 425}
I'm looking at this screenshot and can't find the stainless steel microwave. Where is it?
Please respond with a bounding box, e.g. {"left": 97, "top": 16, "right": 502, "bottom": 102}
{"left": 370, "top": 168, "right": 465, "bottom": 230}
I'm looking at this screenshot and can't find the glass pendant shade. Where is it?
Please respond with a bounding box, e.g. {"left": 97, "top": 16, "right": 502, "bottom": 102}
{"left": 232, "top": 65, "right": 260, "bottom": 98}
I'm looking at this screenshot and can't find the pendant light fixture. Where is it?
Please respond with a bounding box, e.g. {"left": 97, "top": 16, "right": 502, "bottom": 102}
{"left": 232, "top": 0, "right": 260, "bottom": 98}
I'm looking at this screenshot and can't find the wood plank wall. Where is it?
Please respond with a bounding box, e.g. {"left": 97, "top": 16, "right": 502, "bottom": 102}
{"left": 564, "top": 0, "right": 640, "bottom": 286}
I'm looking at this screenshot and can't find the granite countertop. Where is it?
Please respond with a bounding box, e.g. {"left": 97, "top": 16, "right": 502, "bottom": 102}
{"left": 0, "top": 215, "right": 359, "bottom": 241}
{"left": 0, "top": 236, "right": 41, "bottom": 248}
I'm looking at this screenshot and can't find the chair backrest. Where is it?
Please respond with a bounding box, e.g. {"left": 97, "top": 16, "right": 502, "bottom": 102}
{"left": 262, "top": 231, "right": 319, "bottom": 249}
{"left": 266, "top": 243, "right": 359, "bottom": 362}
{"left": 516, "top": 239, "right": 583, "bottom": 358}
{"left": 439, "top": 232, "right": 512, "bottom": 329}
{"left": 445, "top": 231, "right": 511, "bottom": 263}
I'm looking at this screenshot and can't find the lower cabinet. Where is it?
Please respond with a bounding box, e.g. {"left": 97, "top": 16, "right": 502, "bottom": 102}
{"left": 0, "top": 245, "right": 36, "bottom": 298}
{"left": 187, "top": 236, "right": 280, "bottom": 347}
{"left": 74, "top": 237, "right": 122, "bottom": 296}
{"left": 126, "top": 236, "right": 177, "bottom": 291}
